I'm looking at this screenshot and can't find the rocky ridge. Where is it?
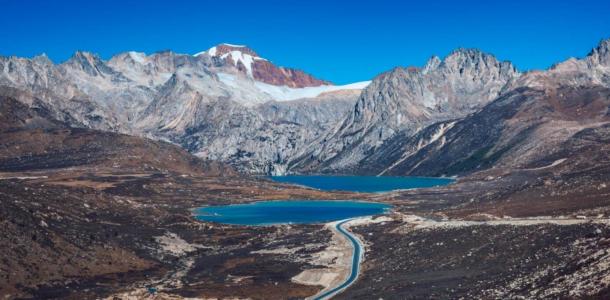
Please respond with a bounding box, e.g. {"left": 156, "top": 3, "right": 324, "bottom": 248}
{"left": 352, "top": 39, "right": 610, "bottom": 177}
{"left": 289, "top": 48, "right": 520, "bottom": 173}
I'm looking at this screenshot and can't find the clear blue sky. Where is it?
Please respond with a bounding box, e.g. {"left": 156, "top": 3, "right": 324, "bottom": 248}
{"left": 1, "top": 0, "right": 609, "bottom": 84}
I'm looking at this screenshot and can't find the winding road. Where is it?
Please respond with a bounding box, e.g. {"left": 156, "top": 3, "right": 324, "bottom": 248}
{"left": 313, "top": 219, "right": 363, "bottom": 300}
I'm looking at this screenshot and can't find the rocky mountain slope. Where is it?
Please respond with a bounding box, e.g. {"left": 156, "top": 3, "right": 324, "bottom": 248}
{"left": 348, "top": 39, "right": 610, "bottom": 177}
{"left": 0, "top": 44, "right": 367, "bottom": 174}
{"left": 0, "top": 92, "right": 231, "bottom": 176}
{"left": 288, "top": 48, "right": 520, "bottom": 173}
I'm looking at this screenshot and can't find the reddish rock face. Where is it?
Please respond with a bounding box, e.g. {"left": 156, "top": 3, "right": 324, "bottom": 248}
{"left": 213, "top": 44, "right": 259, "bottom": 57}
{"left": 251, "top": 60, "right": 331, "bottom": 88}
{"left": 209, "top": 44, "right": 332, "bottom": 88}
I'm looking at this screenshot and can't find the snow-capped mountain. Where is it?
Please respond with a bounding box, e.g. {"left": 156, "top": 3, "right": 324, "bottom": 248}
{"left": 196, "top": 43, "right": 332, "bottom": 88}
{"left": 0, "top": 44, "right": 367, "bottom": 174}
{"left": 3, "top": 39, "right": 608, "bottom": 176}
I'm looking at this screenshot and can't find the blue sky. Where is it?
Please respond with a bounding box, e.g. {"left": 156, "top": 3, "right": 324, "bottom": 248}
{"left": 1, "top": 0, "right": 609, "bottom": 83}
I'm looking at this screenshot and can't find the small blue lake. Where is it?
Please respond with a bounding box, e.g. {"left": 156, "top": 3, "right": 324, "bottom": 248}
{"left": 269, "top": 175, "right": 453, "bottom": 193}
{"left": 193, "top": 200, "right": 391, "bottom": 226}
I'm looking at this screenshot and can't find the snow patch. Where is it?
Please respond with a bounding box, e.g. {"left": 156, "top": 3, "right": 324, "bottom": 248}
{"left": 221, "top": 50, "right": 257, "bottom": 76}
{"left": 194, "top": 48, "right": 212, "bottom": 57}
{"left": 215, "top": 73, "right": 273, "bottom": 106}
{"left": 255, "top": 80, "right": 371, "bottom": 101}
{"left": 128, "top": 51, "right": 147, "bottom": 64}
{"left": 216, "top": 72, "right": 239, "bottom": 88}
{"left": 195, "top": 43, "right": 247, "bottom": 57}
{"left": 217, "top": 73, "right": 369, "bottom": 102}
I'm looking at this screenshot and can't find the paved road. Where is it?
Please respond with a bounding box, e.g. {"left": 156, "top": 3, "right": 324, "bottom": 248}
{"left": 314, "top": 219, "right": 363, "bottom": 300}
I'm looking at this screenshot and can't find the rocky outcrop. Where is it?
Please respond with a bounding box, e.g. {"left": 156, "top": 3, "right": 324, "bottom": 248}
{"left": 586, "top": 38, "right": 610, "bottom": 67}
{"left": 251, "top": 59, "right": 331, "bottom": 88}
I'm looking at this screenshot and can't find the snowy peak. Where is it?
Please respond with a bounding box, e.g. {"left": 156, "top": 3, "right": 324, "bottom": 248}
{"left": 204, "top": 43, "right": 266, "bottom": 77}
{"left": 196, "top": 43, "right": 331, "bottom": 88}
{"left": 207, "top": 43, "right": 260, "bottom": 58}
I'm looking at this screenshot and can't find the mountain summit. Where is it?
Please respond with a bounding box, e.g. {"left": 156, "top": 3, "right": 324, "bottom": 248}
{"left": 587, "top": 38, "right": 610, "bottom": 66}
{"left": 196, "top": 43, "right": 332, "bottom": 88}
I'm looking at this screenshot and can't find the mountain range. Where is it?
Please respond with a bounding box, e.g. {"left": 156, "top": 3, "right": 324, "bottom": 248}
{"left": 1, "top": 39, "right": 609, "bottom": 177}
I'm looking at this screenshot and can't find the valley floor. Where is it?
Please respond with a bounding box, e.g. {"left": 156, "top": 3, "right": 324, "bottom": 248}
{"left": 1, "top": 162, "right": 609, "bottom": 299}
{"left": 0, "top": 168, "right": 358, "bottom": 299}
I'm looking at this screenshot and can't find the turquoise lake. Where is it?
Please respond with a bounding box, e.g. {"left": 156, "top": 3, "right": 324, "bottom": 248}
{"left": 269, "top": 175, "right": 454, "bottom": 193}
{"left": 193, "top": 200, "right": 391, "bottom": 226}
{"left": 194, "top": 176, "right": 452, "bottom": 226}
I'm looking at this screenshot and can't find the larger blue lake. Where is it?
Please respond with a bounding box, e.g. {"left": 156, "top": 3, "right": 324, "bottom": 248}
{"left": 193, "top": 200, "right": 391, "bottom": 226}
{"left": 269, "top": 175, "right": 453, "bottom": 193}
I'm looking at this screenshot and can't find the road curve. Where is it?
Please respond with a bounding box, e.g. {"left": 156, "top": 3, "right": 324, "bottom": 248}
{"left": 313, "top": 219, "right": 363, "bottom": 300}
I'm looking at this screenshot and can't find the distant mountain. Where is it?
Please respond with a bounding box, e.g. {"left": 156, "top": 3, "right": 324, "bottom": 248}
{"left": 292, "top": 39, "right": 610, "bottom": 178}
{"left": 289, "top": 48, "right": 520, "bottom": 173}
{"left": 372, "top": 39, "right": 610, "bottom": 177}
{"left": 196, "top": 43, "right": 332, "bottom": 88}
